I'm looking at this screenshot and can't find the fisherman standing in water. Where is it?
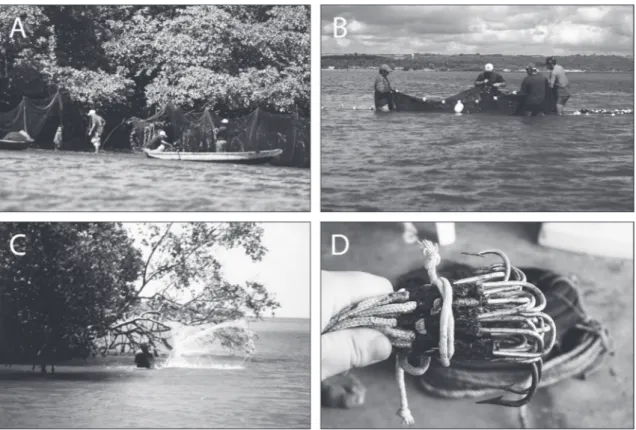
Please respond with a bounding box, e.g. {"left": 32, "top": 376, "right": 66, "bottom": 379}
{"left": 546, "top": 56, "right": 570, "bottom": 115}
{"left": 134, "top": 343, "right": 156, "bottom": 369}
{"left": 53, "top": 126, "right": 63, "bottom": 151}
{"left": 216, "top": 119, "right": 229, "bottom": 152}
{"left": 374, "top": 64, "right": 394, "bottom": 112}
{"left": 475, "top": 63, "right": 507, "bottom": 90}
{"left": 87, "top": 109, "right": 106, "bottom": 154}
{"left": 518, "top": 63, "right": 548, "bottom": 116}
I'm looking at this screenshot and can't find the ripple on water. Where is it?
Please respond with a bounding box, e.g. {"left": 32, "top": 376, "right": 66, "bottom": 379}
{"left": 322, "top": 70, "right": 634, "bottom": 211}
{"left": 0, "top": 150, "right": 310, "bottom": 211}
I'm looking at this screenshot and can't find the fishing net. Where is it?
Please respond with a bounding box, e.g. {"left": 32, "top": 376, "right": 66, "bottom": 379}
{"left": 126, "top": 104, "right": 310, "bottom": 168}
{"left": 392, "top": 85, "right": 557, "bottom": 115}
{"left": 0, "top": 93, "right": 63, "bottom": 143}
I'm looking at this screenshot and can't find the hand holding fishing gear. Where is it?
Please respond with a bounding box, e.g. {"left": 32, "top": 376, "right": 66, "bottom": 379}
{"left": 322, "top": 238, "right": 557, "bottom": 425}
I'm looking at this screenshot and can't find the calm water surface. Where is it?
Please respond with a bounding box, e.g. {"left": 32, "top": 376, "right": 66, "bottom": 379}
{"left": 322, "top": 70, "right": 634, "bottom": 211}
{"left": 0, "top": 319, "right": 309, "bottom": 428}
{"left": 0, "top": 150, "right": 309, "bottom": 211}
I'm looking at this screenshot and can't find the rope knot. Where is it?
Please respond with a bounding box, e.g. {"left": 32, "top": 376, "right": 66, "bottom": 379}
{"left": 420, "top": 240, "right": 441, "bottom": 271}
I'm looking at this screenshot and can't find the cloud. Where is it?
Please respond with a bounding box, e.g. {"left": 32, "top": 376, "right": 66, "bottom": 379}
{"left": 321, "top": 5, "right": 634, "bottom": 55}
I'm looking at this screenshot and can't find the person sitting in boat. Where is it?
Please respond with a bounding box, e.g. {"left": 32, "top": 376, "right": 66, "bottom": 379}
{"left": 216, "top": 119, "right": 229, "bottom": 152}
{"left": 53, "top": 126, "right": 63, "bottom": 151}
{"left": 475, "top": 63, "right": 506, "bottom": 91}
{"left": 3, "top": 129, "right": 33, "bottom": 142}
{"left": 546, "top": 56, "right": 570, "bottom": 116}
{"left": 518, "top": 63, "right": 549, "bottom": 117}
{"left": 87, "top": 109, "right": 106, "bottom": 154}
{"left": 147, "top": 130, "right": 170, "bottom": 152}
{"left": 374, "top": 64, "right": 395, "bottom": 112}
{"left": 134, "top": 343, "right": 155, "bottom": 369}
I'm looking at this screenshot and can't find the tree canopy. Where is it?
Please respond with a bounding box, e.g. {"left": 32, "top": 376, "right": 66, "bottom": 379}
{"left": 0, "top": 6, "right": 310, "bottom": 144}
{"left": 0, "top": 222, "right": 281, "bottom": 367}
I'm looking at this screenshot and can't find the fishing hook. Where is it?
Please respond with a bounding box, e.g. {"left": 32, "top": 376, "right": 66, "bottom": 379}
{"left": 476, "top": 361, "right": 541, "bottom": 407}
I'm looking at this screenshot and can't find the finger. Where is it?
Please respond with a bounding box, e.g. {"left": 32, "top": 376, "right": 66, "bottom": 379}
{"left": 322, "top": 271, "right": 394, "bottom": 330}
{"left": 321, "top": 328, "right": 393, "bottom": 380}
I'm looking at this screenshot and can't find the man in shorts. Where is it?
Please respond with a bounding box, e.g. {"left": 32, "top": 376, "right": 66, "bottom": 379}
{"left": 546, "top": 56, "right": 570, "bottom": 115}
{"left": 87, "top": 109, "right": 106, "bottom": 154}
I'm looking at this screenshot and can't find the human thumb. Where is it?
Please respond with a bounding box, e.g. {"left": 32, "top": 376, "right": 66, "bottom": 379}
{"left": 321, "top": 328, "right": 392, "bottom": 380}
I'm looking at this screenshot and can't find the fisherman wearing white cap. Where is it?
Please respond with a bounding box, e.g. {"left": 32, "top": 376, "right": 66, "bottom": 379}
{"left": 146, "top": 129, "right": 169, "bottom": 152}
{"left": 216, "top": 118, "right": 229, "bottom": 152}
{"left": 475, "top": 63, "right": 506, "bottom": 89}
{"left": 87, "top": 109, "right": 106, "bottom": 154}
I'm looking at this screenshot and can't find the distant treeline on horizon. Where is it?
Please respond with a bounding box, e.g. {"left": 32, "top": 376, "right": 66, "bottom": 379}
{"left": 321, "top": 53, "right": 634, "bottom": 72}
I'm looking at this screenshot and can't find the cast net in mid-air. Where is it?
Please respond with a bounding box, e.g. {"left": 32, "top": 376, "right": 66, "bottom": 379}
{"left": 126, "top": 104, "right": 310, "bottom": 168}
{"left": 0, "top": 92, "right": 63, "bottom": 142}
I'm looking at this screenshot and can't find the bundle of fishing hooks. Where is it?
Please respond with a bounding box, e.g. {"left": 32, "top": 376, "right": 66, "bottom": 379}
{"left": 322, "top": 237, "right": 557, "bottom": 425}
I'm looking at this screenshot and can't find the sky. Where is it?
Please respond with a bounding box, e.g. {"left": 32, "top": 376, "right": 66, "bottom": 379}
{"left": 125, "top": 223, "right": 310, "bottom": 319}
{"left": 322, "top": 6, "right": 634, "bottom": 56}
{"left": 216, "top": 223, "right": 310, "bottom": 319}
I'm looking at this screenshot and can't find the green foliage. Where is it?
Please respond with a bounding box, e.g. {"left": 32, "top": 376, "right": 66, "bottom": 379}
{"left": 0, "top": 6, "right": 54, "bottom": 106}
{"left": 102, "top": 223, "right": 279, "bottom": 355}
{"left": 1, "top": 5, "right": 310, "bottom": 146}
{"left": 49, "top": 67, "right": 133, "bottom": 109}
{"left": 0, "top": 223, "right": 143, "bottom": 362}
{"left": 107, "top": 5, "right": 310, "bottom": 113}
{"left": 0, "top": 222, "right": 281, "bottom": 366}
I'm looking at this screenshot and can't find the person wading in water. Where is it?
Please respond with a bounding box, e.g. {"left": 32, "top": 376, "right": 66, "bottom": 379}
{"left": 216, "top": 119, "right": 229, "bottom": 152}
{"left": 134, "top": 344, "right": 156, "bottom": 369}
{"left": 87, "top": 109, "right": 106, "bottom": 154}
{"left": 518, "top": 63, "right": 549, "bottom": 116}
{"left": 546, "top": 56, "right": 570, "bottom": 115}
{"left": 475, "top": 63, "right": 507, "bottom": 91}
{"left": 374, "top": 64, "right": 395, "bottom": 112}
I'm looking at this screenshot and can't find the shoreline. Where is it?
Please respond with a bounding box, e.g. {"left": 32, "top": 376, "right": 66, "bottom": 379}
{"left": 321, "top": 68, "right": 632, "bottom": 73}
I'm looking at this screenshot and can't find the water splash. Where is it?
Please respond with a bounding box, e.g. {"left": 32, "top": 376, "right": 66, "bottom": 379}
{"left": 162, "top": 320, "right": 255, "bottom": 369}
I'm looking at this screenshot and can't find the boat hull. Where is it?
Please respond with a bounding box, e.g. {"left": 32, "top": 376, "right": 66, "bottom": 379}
{"left": 0, "top": 139, "right": 30, "bottom": 150}
{"left": 143, "top": 148, "right": 283, "bottom": 164}
{"left": 392, "top": 86, "right": 557, "bottom": 115}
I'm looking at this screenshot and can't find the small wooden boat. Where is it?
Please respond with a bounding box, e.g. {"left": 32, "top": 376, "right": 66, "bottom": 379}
{"left": 0, "top": 139, "right": 30, "bottom": 150}
{"left": 143, "top": 148, "right": 283, "bottom": 164}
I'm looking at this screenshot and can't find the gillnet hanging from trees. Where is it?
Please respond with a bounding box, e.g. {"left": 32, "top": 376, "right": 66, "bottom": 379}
{"left": 126, "top": 104, "right": 309, "bottom": 168}
{"left": 0, "top": 92, "right": 63, "bottom": 142}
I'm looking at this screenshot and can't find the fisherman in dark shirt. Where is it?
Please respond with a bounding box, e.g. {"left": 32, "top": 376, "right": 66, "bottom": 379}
{"left": 374, "top": 64, "right": 394, "bottom": 112}
{"left": 88, "top": 109, "right": 106, "bottom": 154}
{"left": 134, "top": 344, "right": 155, "bottom": 369}
{"left": 519, "top": 63, "right": 549, "bottom": 116}
{"left": 475, "top": 63, "right": 506, "bottom": 90}
{"left": 216, "top": 119, "right": 229, "bottom": 152}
